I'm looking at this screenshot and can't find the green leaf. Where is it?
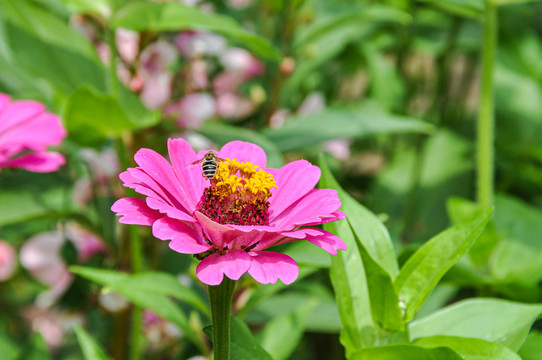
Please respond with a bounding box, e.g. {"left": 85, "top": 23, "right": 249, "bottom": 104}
{"left": 446, "top": 197, "right": 500, "bottom": 266}
{"left": 263, "top": 104, "right": 433, "bottom": 152}
{"left": 18, "top": 333, "right": 52, "bottom": 360}
{"left": 409, "top": 298, "right": 542, "bottom": 351}
{"left": 197, "top": 122, "right": 284, "bottom": 168}
{"left": 70, "top": 266, "right": 205, "bottom": 351}
{"left": 259, "top": 298, "right": 317, "bottom": 360}
{"left": 417, "top": 0, "right": 485, "bottom": 19}
{"left": 353, "top": 227, "right": 403, "bottom": 332}
{"left": 70, "top": 266, "right": 208, "bottom": 315}
{"left": 350, "top": 344, "right": 462, "bottom": 360}
{"left": 59, "top": 0, "right": 112, "bottom": 18}
{"left": 64, "top": 86, "right": 159, "bottom": 146}
{"left": 320, "top": 154, "right": 377, "bottom": 354}
{"left": 415, "top": 336, "right": 521, "bottom": 360}
{"left": 204, "top": 316, "right": 273, "bottom": 360}
{"left": 394, "top": 209, "right": 492, "bottom": 321}
{"left": 518, "top": 330, "right": 542, "bottom": 360}
{"left": 0, "top": 332, "right": 19, "bottom": 360}
{"left": 111, "top": 1, "right": 280, "bottom": 61}
{"left": 294, "top": 6, "right": 411, "bottom": 49}
{"left": 0, "top": 0, "right": 107, "bottom": 99}
{"left": 74, "top": 326, "right": 113, "bottom": 360}
{"left": 0, "top": 171, "right": 77, "bottom": 227}
{"left": 491, "top": 0, "right": 542, "bottom": 5}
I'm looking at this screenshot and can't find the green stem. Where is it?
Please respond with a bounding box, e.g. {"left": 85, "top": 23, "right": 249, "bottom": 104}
{"left": 477, "top": 2, "right": 498, "bottom": 209}
{"left": 208, "top": 278, "right": 236, "bottom": 360}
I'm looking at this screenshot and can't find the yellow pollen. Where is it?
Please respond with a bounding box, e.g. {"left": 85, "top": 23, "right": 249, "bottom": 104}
{"left": 213, "top": 158, "right": 276, "bottom": 201}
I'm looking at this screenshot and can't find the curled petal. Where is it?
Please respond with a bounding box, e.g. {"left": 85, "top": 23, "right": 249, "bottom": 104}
{"left": 146, "top": 197, "right": 196, "bottom": 223}
{"left": 196, "top": 250, "right": 251, "bottom": 285}
{"left": 152, "top": 217, "right": 211, "bottom": 254}
{"left": 270, "top": 189, "right": 342, "bottom": 230}
{"left": 217, "top": 140, "right": 267, "bottom": 169}
{"left": 134, "top": 149, "right": 195, "bottom": 212}
{"left": 247, "top": 251, "right": 298, "bottom": 285}
{"left": 304, "top": 229, "right": 347, "bottom": 255}
{"left": 0, "top": 100, "right": 45, "bottom": 133}
{"left": 111, "top": 197, "right": 161, "bottom": 226}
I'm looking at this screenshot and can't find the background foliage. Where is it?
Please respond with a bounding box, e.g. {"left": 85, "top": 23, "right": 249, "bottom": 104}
{"left": 1, "top": 0, "right": 542, "bottom": 359}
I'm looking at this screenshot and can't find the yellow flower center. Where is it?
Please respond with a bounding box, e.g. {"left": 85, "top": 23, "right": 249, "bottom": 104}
{"left": 196, "top": 158, "right": 276, "bottom": 226}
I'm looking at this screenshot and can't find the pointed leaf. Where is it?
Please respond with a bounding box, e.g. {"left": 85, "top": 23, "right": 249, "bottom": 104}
{"left": 394, "top": 209, "right": 492, "bottom": 320}
{"left": 409, "top": 298, "right": 542, "bottom": 351}
{"left": 264, "top": 105, "right": 433, "bottom": 152}
{"left": 415, "top": 336, "right": 521, "bottom": 360}
{"left": 74, "top": 326, "right": 113, "bottom": 360}
{"left": 350, "top": 344, "right": 462, "bottom": 360}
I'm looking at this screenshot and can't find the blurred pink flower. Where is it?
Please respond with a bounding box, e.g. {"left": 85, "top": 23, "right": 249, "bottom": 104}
{"left": 73, "top": 148, "right": 121, "bottom": 206}
{"left": 138, "top": 41, "right": 178, "bottom": 109}
{"left": 143, "top": 310, "right": 182, "bottom": 349}
{"left": 187, "top": 59, "right": 210, "bottom": 91}
{"left": 22, "top": 307, "right": 83, "bottom": 350}
{"left": 116, "top": 27, "right": 140, "bottom": 63}
{"left": 297, "top": 92, "right": 325, "bottom": 116}
{"left": 0, "top": 94, "right": 66, "bottom": 173}
{"left": 216, "top": 93, "right": 256, "bottom": 120}
{"left": 227, "top": 0, "right": 252, "bottom": 9}
{"left": 220, "top": 48, "right": 263, "bottom": 78}
{"left": 112, "top": 139, "right": 346, "bottom": 286}
{"left": 0, "top": 240, "right": 16, "bottom": 281}
{"left": 20, "top": 224, "right": 106, "bottom": 306}
{"left": 323, "top": 139, "right": 352, "bottom": 161}
{"left": 164, "top": 93, "right": 215, "bottom": 128}
{"left": 175, "top": 31, "right": 226, "bottom": 58}
{"left": 140, "top": 72, "right": 173, "bottom": 109}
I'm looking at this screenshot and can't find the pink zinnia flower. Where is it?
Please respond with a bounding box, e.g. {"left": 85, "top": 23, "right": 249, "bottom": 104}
{"left": 0, "top": 94, "right": 66, "bottom": 173}
{"left": 112, "top": 139, "right": 346, "bottom": 286}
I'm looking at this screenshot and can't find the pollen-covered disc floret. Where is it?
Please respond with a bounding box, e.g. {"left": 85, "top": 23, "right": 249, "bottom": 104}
{"left": 196, "top": 158, "right": 277, "bottom": 226}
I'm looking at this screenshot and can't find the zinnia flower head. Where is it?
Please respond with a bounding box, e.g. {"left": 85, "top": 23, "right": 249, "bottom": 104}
{"left": 0, "top": 93, "right": 66, "bottom": 173}
{"left": 112, "top": 139, "right": 347, "bottom": 286}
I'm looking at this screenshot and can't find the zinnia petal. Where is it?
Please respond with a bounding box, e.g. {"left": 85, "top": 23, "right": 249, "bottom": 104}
{"left": 196, "top": 250, "right": 251, "bottom": 285}
{"left": 270, "top": 189, "right": 342, "bottom": 230}
{"left": 247, "top": 251, "right": 298, "bottom": 285}
{"left": 217, "top": 140, "right": 267, "bottom": 169}
{"left": 152, "top": 217, "right": 211, "bottom": 254}
{"left": 111, "top": 197, "right": 161, "bottom": 226}
{"left": 268, "top": 160, "right": 321, "bottom": 219}
{"left": 1, "top": 152, "right": 65, "bottom": 173}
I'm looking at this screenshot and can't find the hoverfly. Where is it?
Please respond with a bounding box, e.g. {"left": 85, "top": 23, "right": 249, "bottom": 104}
{"left": 188, "top": 151, "right": 228, "bottom": 180}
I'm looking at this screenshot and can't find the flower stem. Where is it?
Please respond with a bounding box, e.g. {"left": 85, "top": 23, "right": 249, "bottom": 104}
{"left": 477, "top": 2, "right": 497, "bottom": 209}
{"left": 208, "top": 278, "right": 236, "bottom": 360}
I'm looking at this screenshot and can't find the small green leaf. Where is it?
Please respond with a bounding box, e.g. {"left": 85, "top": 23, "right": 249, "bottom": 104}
{"left": 353, "top": 227, "right": 403, "bottom": 332}
{"left": 259, "top": 298, "right": 317, "bottom": 360}
{"left": 64, "top": 86, "right": 159, "bottom": 146}
{"left": 320, "top": 154, "right": 378, "bottom": 354}
{"left": 415, "top": 336, "right": 522, "bottom": 360}
{"left": 409, "top": 298, "right": 542, "bottom": 351}
{"left": 0, "top": 171, "right": 76, "bottom": 227}
{"left": 491, "top": 0, "right": 542, "bottom": 5}
{"left": 0, "top": 332, "right": 19, "bottom": 360}
{"left": 417, "top": 0, "right": 484, "bottom": 19}
{"left": 204, "top": 316, "right": 273, "bottom": 360}
{"left": 70, "top": 266, "right": 205, "bottom": 351}
{"left": 350, "top": 344, "right": 462, "bottom": 360}
{"left": 74, "top": 326, "right": 113, "bottom": 360}
{"left": 394, "top": 209, "right": 492, "bottom": 321}
{"left": 111, "top": 1, "right": 280, "bottom": 61}
{"left": 264, "top": 104, "right": 433, "bottom": 152}
{"left": 19, "top": 333, "right": 52, "bottom": 360}
{"left": 59, "top": 0, "right": 112, "bottom": 18}
{"left": 197, "top": 122, "right": 284, "bottom": 168}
